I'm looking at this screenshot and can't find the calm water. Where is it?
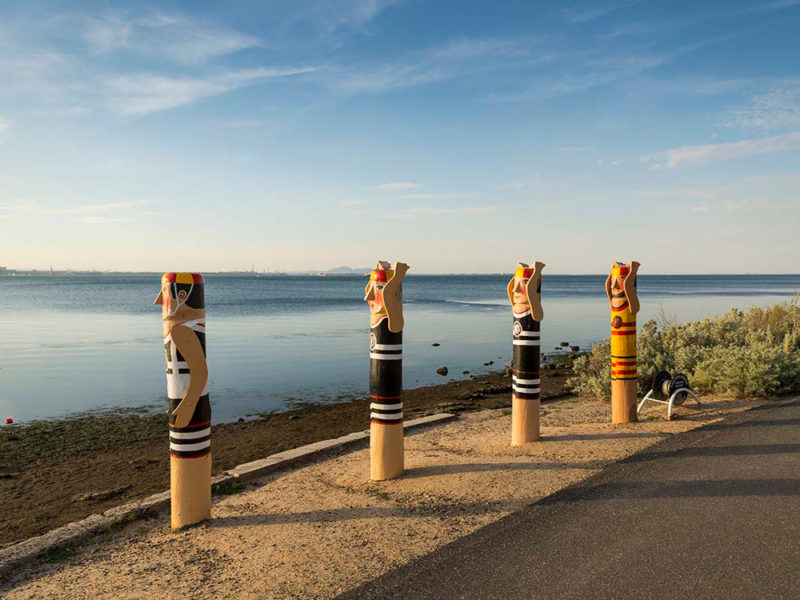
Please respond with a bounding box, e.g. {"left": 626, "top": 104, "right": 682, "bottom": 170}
{"left": 1, "top": 274, "right": 797, "bottom": 423}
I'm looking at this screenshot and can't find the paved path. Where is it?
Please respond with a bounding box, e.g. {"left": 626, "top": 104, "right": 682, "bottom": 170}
{"left": 340, "top": 399, "right": 800, "bottom": 600}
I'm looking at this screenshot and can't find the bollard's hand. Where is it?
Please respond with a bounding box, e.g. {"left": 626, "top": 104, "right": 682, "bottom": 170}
{"left": 168, "top": 325, "right": 209, "bottom": 429}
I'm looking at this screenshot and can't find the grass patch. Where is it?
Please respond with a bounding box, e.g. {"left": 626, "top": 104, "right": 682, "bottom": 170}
{"left": 501, "top": 409, "right": 512, "bottom": 416}
{"left": 41, "top": 546, "right": 73, "bottom": 564}
{"left": 568, "top": 300, "right": 800, "bottom": 400}
{"left": 369, "top": 491, "right": 391, "bottom": 501}
{"left": 212, "top": 480, "right": 245, "bottom": 496}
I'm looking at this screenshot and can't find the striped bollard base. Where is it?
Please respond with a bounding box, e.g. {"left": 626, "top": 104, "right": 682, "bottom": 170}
{"left": 369, "top": 318, "right": 404, "bottom": 480}
{"left": 511, "top": 312, "right": 541, "bottom": 445}
{"left": 169, "top": 398, "right": 211, "bottom": 529}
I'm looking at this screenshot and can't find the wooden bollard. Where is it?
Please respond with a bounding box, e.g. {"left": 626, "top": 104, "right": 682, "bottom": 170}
{"left": 605, "top": 261, "right": 640, "bottom": 424}
{"left": 154, "top": 272, "right": 211, "bottom": 529}
{"left": 507, "top": 261, "right": 545, "bottom": 445}
{"left": 364, "top": 260, "right": 409, "bottom": 480}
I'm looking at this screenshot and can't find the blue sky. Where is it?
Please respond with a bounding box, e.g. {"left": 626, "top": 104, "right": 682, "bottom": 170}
{"left": 0, "top": 0, "right": 798, "bottom": 273}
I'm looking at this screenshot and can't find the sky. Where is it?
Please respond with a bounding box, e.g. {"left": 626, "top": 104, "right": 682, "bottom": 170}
{"left": 0, "top": 0, "right": 799, "bottom": 274}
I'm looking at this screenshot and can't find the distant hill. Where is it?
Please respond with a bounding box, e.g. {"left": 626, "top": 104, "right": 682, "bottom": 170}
{"left": 326, "top": 266, "right": 372, "bottom": 274}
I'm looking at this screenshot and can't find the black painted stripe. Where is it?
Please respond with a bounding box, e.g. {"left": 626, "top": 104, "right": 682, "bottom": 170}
{"left": 371, "top": 418, "right": 403, "bottom": 425}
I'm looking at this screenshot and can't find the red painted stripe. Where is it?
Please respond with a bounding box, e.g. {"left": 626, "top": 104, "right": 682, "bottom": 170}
{"left": 611, "top": 330, "right": 636, "bottom": 336}
{"left": 611, "top": 369, "right": 637, "bottom": 375}
{"left": 610, "top": 303, "right": 630, "bottom": 312}
{"left": 369, "top": 394, "right": 402, "bottom": 400}
{"left": 612, "top": 361, "right": 637, "bottom": 366}
{"left": 169, "top": 420, "right": 211, "bottom": 429}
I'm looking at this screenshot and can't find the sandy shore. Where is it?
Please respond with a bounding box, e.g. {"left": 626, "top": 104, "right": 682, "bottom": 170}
{"left": 0, "top": 394, "right": 762, "bottom": 599}
{"left": 0, "top": 366, "right": 571, "bottom": 548}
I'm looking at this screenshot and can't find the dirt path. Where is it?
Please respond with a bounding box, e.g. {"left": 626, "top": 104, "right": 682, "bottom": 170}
{"left": 1, "top": 395, "right": 762, "bottom": 599}
{"left": 0, "top": 367, "right": 571, "bottom": 547}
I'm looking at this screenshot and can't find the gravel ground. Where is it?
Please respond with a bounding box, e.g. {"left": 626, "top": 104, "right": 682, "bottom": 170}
{"left": 1, "top": 395, "right": 762, "bottom": 599}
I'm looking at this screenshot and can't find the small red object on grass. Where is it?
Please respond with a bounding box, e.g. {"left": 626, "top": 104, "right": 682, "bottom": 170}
{"left": 5, "top": 418, "right": 12, "bottom": 424}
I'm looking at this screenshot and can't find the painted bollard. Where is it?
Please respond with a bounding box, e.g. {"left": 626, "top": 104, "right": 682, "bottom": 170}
{"left": 507, "top": 261, "right": 545, "bottom": 445}
{"left": 605, "top": 261, "right": 640, "bottom": 424}
{"left": 364, "top": 260, "right": 409, "bottom": 480}
{"left": 155, "top": 272, "right": 211, "bottom": 529}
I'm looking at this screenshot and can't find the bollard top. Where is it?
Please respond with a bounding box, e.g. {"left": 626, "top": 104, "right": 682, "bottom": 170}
{"left": 162, "top": 272, "right": 204, "bottom": 284}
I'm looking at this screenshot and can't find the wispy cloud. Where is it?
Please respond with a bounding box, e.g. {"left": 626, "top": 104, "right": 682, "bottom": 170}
{"left": 305, "top": 0, "right": 400, "bottom": 33}
{"left": 395, "top": 192, "right": 459, "bottom": 200}
{"left": 396, "top": 205, "right": 498, "bottom": 217}
{"left": 84, "top": 11, "right": 261, "bottom": 65}
{"left": 375, "top": 182, "right": 420, "bottom": 191}
{"left": 720, "top": 85, "right": 800, "bottom": 132}
{"left": 641, "top": 131, "right": 800, "bottom": 169}
{"left": 562, "top": 1, "right": 639, "bottom": 24}
{"left": 749, "top": 0, "right": 800, "bottom": 12}
{"left": 330, "top": 37, "right": 542, "bottom": 94}
{"left": 639, "top": 186, "right": 725, "bottom": 201}
{"left": 555, "top": 146, "right": 595, "bottom": 153}
{"left": 41, "top": 200, "right": 149, "bottom": 215}
{"left": 74, "top": 216, "right": 134, "bottom": 224}
{"left": 108, "top": 67, "right": 316, "bottom": 115}
{"left": 491, "top": 44, "right": 699, "bottom": 102}
{"left": 504, "top": 180, "right": 524, "bottom": 189}
{"left": 639, "top": 173, "right": 800, "bottom": 213}
{"left": 692, "top": 199, "right": 800, "bottom": 213}
{"left": 0, "top": 117, "right": 9, "bottom": 138}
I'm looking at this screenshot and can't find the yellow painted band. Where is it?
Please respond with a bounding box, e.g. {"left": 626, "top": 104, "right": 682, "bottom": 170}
{"left": 370, "top": 269, "right": 395, "bottom": 281}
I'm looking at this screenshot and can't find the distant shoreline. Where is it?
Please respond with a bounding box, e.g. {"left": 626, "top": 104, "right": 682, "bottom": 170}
{"left": 3, "top": 271, "right": 799, "bottom": 277}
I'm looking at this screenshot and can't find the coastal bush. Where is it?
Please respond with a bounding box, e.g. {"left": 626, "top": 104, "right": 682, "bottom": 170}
{"left": 567, "top": 300, "right": 800, "bottom": 399}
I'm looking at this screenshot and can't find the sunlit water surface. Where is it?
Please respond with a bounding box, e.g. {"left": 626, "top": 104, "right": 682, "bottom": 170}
{"left": 0, "top": 274, "right": 796, "bottom": 423}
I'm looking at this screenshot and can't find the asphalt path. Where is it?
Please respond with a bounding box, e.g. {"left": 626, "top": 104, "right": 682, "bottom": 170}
{"left": 339, "top": 399, "right": 800, "bottom": 600}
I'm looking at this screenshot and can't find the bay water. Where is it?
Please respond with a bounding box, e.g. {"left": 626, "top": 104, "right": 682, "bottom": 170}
{"left": 0, "top": 274, "right": 797, "bottom": 423}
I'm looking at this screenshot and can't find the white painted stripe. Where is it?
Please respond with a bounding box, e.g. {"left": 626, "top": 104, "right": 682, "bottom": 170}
{"left": 517, "top": 331, "right": 540, "bottom": 338}
{"left": 170, "top": 440, "right": 211, "bottom": 452}
{"left": 370, "top": 403, "right": 403, "bottom": 411}
{"left": 370, "top": 353, "right": 402, "bottom": 360}
{"left": 170, "top": 428, "right": 211, "bottom": 440}
{"left": 512, "top": 340, "right": 540, "bottom": 346}
{"left": 512, "top": 377, "right": 541, "bottom": 385}
{"left": 371, "top": 412, "right": 403, "bottom": 420}
{"left": 513, "top": 385, "right": 540, "bottom": 394}
{"left": 372, "top": 343, "right": 402, "bottom": 351}
{"left": 513, "top": 310, "right": 532, "bottom": 318}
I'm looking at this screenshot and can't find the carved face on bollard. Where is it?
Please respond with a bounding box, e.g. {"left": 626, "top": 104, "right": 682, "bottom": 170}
{"left": 364, "top": 260, "right": 409, "bottom": 332}
{"left": 155, "top": 272, "right": 205, "bottom": 329}
{"left": 605, "top": 261, "right": 640, "bottom": 315}
{"left": 506, "top": 261, "right": 545, "bottom": 320}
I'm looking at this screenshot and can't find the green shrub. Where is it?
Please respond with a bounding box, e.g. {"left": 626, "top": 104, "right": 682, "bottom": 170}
{"left": 567, "top": 300, "right": 800, "bottom": 400}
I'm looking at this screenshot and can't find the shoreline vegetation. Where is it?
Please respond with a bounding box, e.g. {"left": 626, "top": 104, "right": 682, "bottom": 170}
{"left": 568, "top": 299, "right": 800, "bottom": 399}
{"left": 3, "top": 300, "right": 798, "bottom": 550}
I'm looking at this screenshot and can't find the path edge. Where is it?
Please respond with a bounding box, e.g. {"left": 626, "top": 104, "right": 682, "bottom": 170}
{"left": 0, "top": 412, "right": 456, "bottom": 577}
